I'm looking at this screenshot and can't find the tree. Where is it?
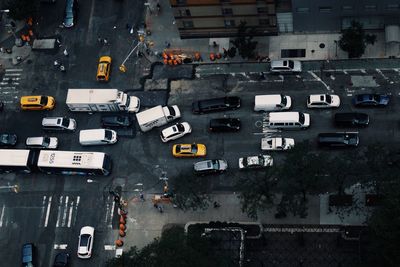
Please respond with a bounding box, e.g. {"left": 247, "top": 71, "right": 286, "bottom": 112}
{"left": 3, "top": 0, "right": 38, "bottom": 20}
{"left": 339, "top": 20, "right": 377, "bottom": 58}
{"left": 237, "top": 169, "right": 277, "bottom": 219}
{"left": 170, "top": 173, "right": 211, "bottom": 211}
{"left": 231, "top": 21, "right": 258, "bottom": 59}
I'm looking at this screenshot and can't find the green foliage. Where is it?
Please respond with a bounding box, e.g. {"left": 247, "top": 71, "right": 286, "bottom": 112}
{"left": 4, "top": 0, "right": 38, "bottom": 20}
{"left": 231, "top": 21, "right": 258, "bottom": 59}
{"left": 339, "top": 20, "right": 377, "bottom": 58}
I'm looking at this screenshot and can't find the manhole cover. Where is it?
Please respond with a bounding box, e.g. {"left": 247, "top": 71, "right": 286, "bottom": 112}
{"left": 319, "top": 43, "right": 325, "bottom": 49}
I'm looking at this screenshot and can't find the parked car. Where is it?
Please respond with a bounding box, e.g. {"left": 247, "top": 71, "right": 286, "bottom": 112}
{"left": 42, "top": 117, "right": 76, "bottom": 132}
{"left": 192, "top": 96, "right": 241, "bottom": 114}
{"left": 101, "top": 115, "right": 132, "bottom": 128}
{"left": 352, "top": 94, "right": 390, "bottom": 107}
{"left": 194, "top": 159, "right": 228, "bottom": 175}
{"left": 318, "top": 132, "right": 359, "bottom": 148}
{"left": 77, "top": 226, "right": 95, "bottom": 259}
{"left": 261, "top": 137, "right": 294, "bottom": 151}
{"left": 172, "top": 143, "right": 206, "bottom": 157}
{"left": 209, "top": 118, "right": 241, "bottom": 132}
{"left": 22, "top": 243, "right": 35, "bottom": 267}
{"left": 239, "top": 155, "right": 273, "bottom": 169}
{"left": 270, "top": 60, "right": 302, "bottom": 73}
{"left": 307, "top": 94, "right": 340, "bottom": 108}
{"left": 53, "top": 252, "right": 70, "bottom": 267}
{"left": 160, "top": 122, "right": 192, "bottom": 142}
{"left": 334, "top": 112, "right": 369, "bottom": 127}
{"left": 26, "top": 137, "right": 58, "bottom": 149}
{"left": 0, "top": 133, "right": 17, "bottom": 147}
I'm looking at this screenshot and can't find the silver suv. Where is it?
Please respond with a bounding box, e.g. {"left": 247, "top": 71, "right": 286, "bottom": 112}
{"left": 193, "top": 159, "right": 228, "bottom": 175}
{"left": 42, "top": 117, "right": 76, "bottom": 132}
{"left": 26, "top": 137, "right": 58, "bottom": 149}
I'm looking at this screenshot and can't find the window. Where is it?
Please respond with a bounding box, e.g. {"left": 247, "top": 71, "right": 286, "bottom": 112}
{"left": 387, "top": 4, "right": 400, "bottom": 10}
{"left": 296, "top": 7, "right": 309, "bottom": 13}
{"left": 182, "top": 21, "right": 193, "bottom": 28}
{"left": 185, "top": 9, "right": 191, "bottom": 16}
{"left": 224, "top": 20, "right": 235, "bottom": 27}
{"left": 257, "top": 7, "right": 269, "bottom": 14}
{"left": 222, "top": 8, "right": 233, "bottom": 15}
{"left": 319, "top": 7, "right": 332, "bottom": 13}
{"left": 365, "top": 5, "right": 377, "bottom": 10}
{"left": 342, "top": 6, "right": 353, "bottom": 11}
{"left": 259, "top": 19, "right": 269, "bottom": 26}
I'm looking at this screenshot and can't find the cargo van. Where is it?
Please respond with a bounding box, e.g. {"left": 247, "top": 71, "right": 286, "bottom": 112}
{"left": 266, "top": 112, "right": 310, "bottom": 130}
{"left": 254, "top": 94, "right": 291, "bottom": 112}
{"left": 79, "top": 129, "right": 117, "bottom": 146}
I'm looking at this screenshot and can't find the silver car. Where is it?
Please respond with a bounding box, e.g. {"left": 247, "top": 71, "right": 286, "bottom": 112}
{"left": 26, "top": 137, "right": 58, "bottom": 149}
{"left": 194, "top": 159, "right": 228, "bottom": 175}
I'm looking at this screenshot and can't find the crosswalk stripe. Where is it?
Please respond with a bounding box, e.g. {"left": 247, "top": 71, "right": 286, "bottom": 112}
{"left": 72, "top": 196, "right": 80, "bottom": 226}
{"left": 5, "top": 68, "right": 23, "bottom": 72}
{"left": 44, "top": 196, "right": 52, "bottom": 227}
{"left": 67, "top": 200, "right": 74, "bottom": 228}
{"left": 0, "top": 204, "right": 5, "bottom": 227}
{"left": 56, "top": 196, "right": 63, "bottom": 227}
{"left": 61, "top": 196, "right": 69, "bottom": 227}
{"left": 39, "top": 196, "right": 47, "bottom": 227}
{"left": 54, "top": 244, "right": 68, "bottom": 249}
{"left": 4, "top": 73, "right": 21, "bottom": 77}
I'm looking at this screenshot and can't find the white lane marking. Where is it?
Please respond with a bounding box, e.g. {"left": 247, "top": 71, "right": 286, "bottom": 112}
{"left": 343, "top": 70, "right": 348, "bottom": 74}
{"left": 0, "top": 87, "right": 16, "bottom": 90}
{"left": 5, "top": 69, "right": 23, "bottom": 72}
{"left": 0, "top": 204, "right": 5, "bottom": 227}
{"left": 330, "top": 75, "right": 335, "bottom": 80}
{"left": 360, "top": 69, "right": 366, "bottom": 74}
{"left": 108, "top": 201, "right": 115, "bottom": 228}
{"left": 39, "top": 196, "right": 47, "bottom": 227}
{"left": 56, "top": 196, "right": 63, "bottom": 227}
{"left": 67, "top": 200, "right": 74, "bottom": 228}
{"left": 0, "top": 82, "right": 19, "bottom": 85}
{"left": 308, "top": 71, "right": 330, "bottom": 90}
{"left": 4, "top": 73, "right": 21, "bottom": 77}
{"left": 72, "top": 196, "right": 80, "bottom": 226}
{"left": 104, "top": 198, "right": 110, "bottom": 224}
{"left": 44, "top": 196, "right": 52, "bottom": 227}
{"left": 104, "top": 245, "right": 116, "bottom": 250}
{"left": 376, "top": 68, "right": 388, "bottom": 80}
{"left": 61, "top": 196, "right": 69, "bottom": 227}
{"left": 54, "top": 244, "right": 68, "bottom": 249}
{"left": 2, "top": 77, "right": 20, "bottom": 81}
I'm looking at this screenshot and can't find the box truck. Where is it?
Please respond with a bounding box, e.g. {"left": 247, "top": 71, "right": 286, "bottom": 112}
{"left": 66, "top": 89, "right": 140, "bottom": 113}
{"left": 136, "top": 105, "right": 181, "bottom": 132}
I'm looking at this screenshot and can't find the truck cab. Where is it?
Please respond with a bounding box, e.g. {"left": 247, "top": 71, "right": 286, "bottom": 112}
{"left": 116, "top": 92, "right": 140, "bottom": 113}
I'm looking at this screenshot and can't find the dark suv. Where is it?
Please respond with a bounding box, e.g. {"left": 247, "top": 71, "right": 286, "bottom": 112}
{"left": 334, "top": 112, "right": 369, "bottom": 127}
{"left": 209, "top": 118, "right": 241, "bottom": 132}
{"left": 192, "top": 96, "right": 241, "bottom": 114}
{"left": 318, "top": 132, "right": 359, "bottom": 148}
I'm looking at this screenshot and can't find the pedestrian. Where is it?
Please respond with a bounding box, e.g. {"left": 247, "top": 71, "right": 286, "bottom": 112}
{"left": 165, "top": 41, "right": 170, "bottom": 49}
{"left": 103, "top": 38, "right": 108, "bottom": 45}
{"left": 54, "top": 60, "right": 59, "bottom": 66}
{"left": 157, "top": 3, "right": 161, "bottom": 14}
{"left": 259, "top": 72, "right": 266, "bottom": 80}
{"left": 213, "top": 201, "right": 220, "bottom": 208}
{"left": 213, "top": 41, "right": 217, "bottom": 48}
{"left": 140, "top": 193, "right": 145, "bottom": 201}
{"left": 97, "top": 36, "right": 102, "bottom": 43}
{"left": 63, "top": 49, "right": 69, "bottom": 57}
{"left": 158, "top": 205, "right": 163, "bottom": 213}
{"left": 223, "top": 48, "right": 228, "bottom": 58}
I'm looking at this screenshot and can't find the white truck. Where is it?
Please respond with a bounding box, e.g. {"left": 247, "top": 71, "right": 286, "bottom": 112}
{"left": 136, "top": 105, "right": 181, "bottom": 132}
{"left": 66, "top": 89, "right": 140, "bottom": 113}
{"left": 261, "top": 137, "right": 295, "bottom": 151}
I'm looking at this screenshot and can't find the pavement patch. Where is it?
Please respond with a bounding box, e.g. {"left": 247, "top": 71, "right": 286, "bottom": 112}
{"left": 350, "top": 75, "right": 378, "bottom": 87}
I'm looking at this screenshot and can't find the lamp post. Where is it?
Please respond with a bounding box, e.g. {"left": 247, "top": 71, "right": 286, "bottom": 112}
{"left": 334, "top": 40, "right": 338, "bottom": 58}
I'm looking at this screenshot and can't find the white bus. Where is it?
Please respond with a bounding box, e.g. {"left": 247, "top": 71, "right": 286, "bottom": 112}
{"left": 0, "top": 149, "right": 36, "bottom": 173}
{"left": 37, "top": 150, "right": 112, "bottom": 176}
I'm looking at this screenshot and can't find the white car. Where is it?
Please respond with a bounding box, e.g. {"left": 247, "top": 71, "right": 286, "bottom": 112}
{"left": 239, "top": 155, "right": 273, "bottom": 169}
{"left": 307, "top": 94, "right": 340, "bottom": 108}
{"left": 160, "top": 122, "right": 192, "bottom": 142}
{"left": 25, "top": 136, "right": 58, "bottom": 149}
{"left": 261, "top": 137, "right": 294, "bottom": 151}
{"left": 77, "top": 226, "right": 94, "bottom": 259}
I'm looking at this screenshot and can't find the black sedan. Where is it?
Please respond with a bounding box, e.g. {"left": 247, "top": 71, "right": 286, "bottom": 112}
{"left": 53, "top": 252, "right": 70, "bottom": 267}
{"left": 318, "top": 132, "right": 359, "bottom": 148}
{"left": 352, "top": 94, "right": 390, "bottom": 107}
{"left": 0, "top": 133, "right": 17, "bottom": 147}
{"left": 334, "top": 112, "right": 369, "bottom": 127}
{"left": 209, "top": 118, "right": 241, "bottom": 132}
{"left": 101, "top": 115, "right": 132, "bottom": 128}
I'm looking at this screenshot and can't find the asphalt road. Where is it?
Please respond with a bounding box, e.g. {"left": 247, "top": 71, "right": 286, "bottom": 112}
{"left": 1, "top": 1, "right": 400, "bottom": 266}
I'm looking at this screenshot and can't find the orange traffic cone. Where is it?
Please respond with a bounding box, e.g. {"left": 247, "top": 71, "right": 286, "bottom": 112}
{"left": 119, "top": 230, "right": 126, "bottom": 237}
{"left": 119, "top": 224, "right": 126, "bottom": 231}
{"left": 119, "top": 216, "right": 126, "bottom": 224}
{"left": 216, "top": 53, "right": 222, "bottom": 59}
{"left": 210, "top": 53, "right": 215, "bottom": 61}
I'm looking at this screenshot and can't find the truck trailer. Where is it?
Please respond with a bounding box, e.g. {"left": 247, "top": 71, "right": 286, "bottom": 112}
{"left": 136, "top": 105, "right": 181, "bottom": 132}
{"left": 66, "top": 89, "right": 140, "bottom": 113}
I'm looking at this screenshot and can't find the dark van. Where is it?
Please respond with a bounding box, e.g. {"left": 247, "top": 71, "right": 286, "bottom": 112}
{"left": 334, "top": 112, "right": 369, "bottom": 127}
{"left": 318, "top": 132, "right": 359, "bottom": 148}
{"left": 192, "top": 96, "right": 241, "bottom": 114}
{"left": 209, "top": 118, "right": 241, "bottom": 132}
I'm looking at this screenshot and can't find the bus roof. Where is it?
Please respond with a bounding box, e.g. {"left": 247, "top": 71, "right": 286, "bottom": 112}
{"left": 0, "top": 149, "right": 31, "bottom": 166}
{"left": 37, "top": 151, "right": 106, "bottom": 169}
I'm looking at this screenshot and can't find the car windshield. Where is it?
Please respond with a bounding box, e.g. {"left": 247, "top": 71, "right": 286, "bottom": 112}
{"left": 80, "top": 234, "right": 90, "bottom": 246}
{"left": 281, "top": 95, "right": 287, "bottom": 106}
{"left": 212, "top": 160, "right": 220, "bottom": 169}
{"left": 117, "top": 116, "right": 124, "bottom": 123}
{"left": 61, "top": 119, "right": 70, "bottom": 127}
{"left": 191, "top": 144, "right": 198, "bottom": 153}
{"left": 40, "top": 96, "right": 48, "bottom": 105}
{"left": 105, "top": 130, "right": 112, "bottom": 140}
{"left": 288, "top": 60, "right": 294, "bottom": 68}
{"left": 43, "top": 137, "right": 50, "bottom": 146}
{"left": 167, "top": 106, "right": 176, "bottom": 116}
{"left": 176, "top": 124, "right": 184, "bottom": 132}
{"left": 299, "top": 113, "right": 305, "bottom": 124}
{"left": 325, "top": 94, "right": 332, "bottom": 103}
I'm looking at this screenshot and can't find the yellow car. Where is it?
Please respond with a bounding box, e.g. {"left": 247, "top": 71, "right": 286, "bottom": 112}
{"left": 20, "top": 95, "right": 55, "bottom": 110}
{"left": 172, "top": 143, "right": 206, "bottom": 158}
{"left": 96, "top": 56, "right": 112, "bottom": 82}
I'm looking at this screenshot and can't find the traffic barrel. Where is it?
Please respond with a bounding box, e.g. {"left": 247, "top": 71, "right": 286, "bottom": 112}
{"left": 115, "top": 239, "right": 124, "bottom": 247}
{"left": 119, "top": 230, "right": 126, "bottom": 237}
{"left": 210, "top": 53, "right": 215, "bottom": 61}
{"left": 119, "top": 224, "right": 126, "bottom": 231}
{"left": 119, "top": 216, "right": 126, "bottom": 224}
{"left": 216, "top": 53, "right": 222, "bottom": 59}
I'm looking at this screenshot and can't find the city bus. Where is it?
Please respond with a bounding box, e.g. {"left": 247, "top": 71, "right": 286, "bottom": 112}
{"left": 0, "top": 149, "right": 37, "bottom": 173}
{"left": 36, "top": 150, "right": 112, "bottom": 176}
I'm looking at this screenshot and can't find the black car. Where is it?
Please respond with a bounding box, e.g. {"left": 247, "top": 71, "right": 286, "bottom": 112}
{"left": 352, "top": 94, "right": 390, "bottom": 107}
{"left": 318, "top": 132, "right": 359, "bottom": 148}
{"left": 192, "top": 96, "right": 241, "bottom": 114}
{"left": 22, "top": 243, "right": 35, "bottom": 267}
{"left": 101, "top": 115, "right": 132, "bottom": 128}
{"left": 0, "top": 133, "right": 17, "bottom": 147}
{"left": 209, "top": 118, "right": 241, "bottom": 132}
{"left": 334, "top": 112, "right": 369, "bottom": 127}
{"left": 53, "top": 252, "right": 69, "bottom": 267}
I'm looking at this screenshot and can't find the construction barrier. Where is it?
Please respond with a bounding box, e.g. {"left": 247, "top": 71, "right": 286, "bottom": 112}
{"left": 119, "top": 230, "right": 126, "bottom": 237}
{"left": 119, "top": 224, "right": 126, "bottom": 231}
{"left": 115, "top": 239, "right": 124, "bottom": 247}
{"left": 119, "top": 216, "right": 126, "bottom": 224}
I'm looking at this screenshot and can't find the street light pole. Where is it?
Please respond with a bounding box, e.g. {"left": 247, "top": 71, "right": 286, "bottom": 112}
{"left": 334, "top": 40, "right": 338, "bottom": 58}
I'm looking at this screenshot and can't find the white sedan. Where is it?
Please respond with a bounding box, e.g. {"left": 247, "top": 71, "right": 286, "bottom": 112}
{"left": 239, "top": 155, "right": 273, "bottom": 169}
{"left": 160, "top": 122, "right": 192, "bottom": 142}
{"left": 77, "top": 226, "right": 95, "bottom": 259}
{"left": 307, "top": 94, "right": 340, "bottom": 108}
{"left": 261, "top": 137, "right": 294, "bottom": 151}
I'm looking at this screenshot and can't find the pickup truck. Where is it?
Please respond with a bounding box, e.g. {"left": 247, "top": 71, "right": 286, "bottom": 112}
{"left": 261, "top": 137, "right": 294, "bottom": 151}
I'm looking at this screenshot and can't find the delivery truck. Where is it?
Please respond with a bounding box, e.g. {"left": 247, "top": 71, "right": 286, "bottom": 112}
{"left": 66, "top": 89, "right": 140, "bottom": 113}
{"left": 136, "top": 105, "right": 181, "bottom": 132}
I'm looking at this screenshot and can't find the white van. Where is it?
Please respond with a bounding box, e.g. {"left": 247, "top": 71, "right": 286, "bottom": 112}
{"left": 254, "top": 94, "right": 292, "bottom": 112}
{"left": 270, "top": 60, "right": 302, "bottom": 73}
{"left": 79, "top": 129, "right": 117, "bottom": 146}
{"left": 267, "top": 112, "right": 310, "bottom": 129}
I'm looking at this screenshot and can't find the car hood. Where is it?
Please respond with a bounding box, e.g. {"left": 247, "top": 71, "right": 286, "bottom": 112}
{"left": 379, "top": 95, "right": 390, "bottom": 104}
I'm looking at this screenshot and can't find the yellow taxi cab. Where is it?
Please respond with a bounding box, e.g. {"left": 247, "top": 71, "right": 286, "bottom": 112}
{"left": 172, "top": 143, "right": 207, "bottom": 158}
{"left": 20, "top": 95, "right": 55, "bottom": 110}
{"left": 96, "top": 56, "right": 112, "bottom": 82}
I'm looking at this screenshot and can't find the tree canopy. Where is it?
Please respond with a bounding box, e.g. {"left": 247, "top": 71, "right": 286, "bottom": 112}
{"left": 231, "top": 21, "right": 258, "bottom": 59}
{"left": 3, "top": 0, "right": 38, "bottom": 20}
{"left": 339, "top": 20, "right": 377, "bottom": 58}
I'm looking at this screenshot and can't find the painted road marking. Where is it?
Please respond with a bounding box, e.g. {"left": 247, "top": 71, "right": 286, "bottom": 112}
{"left": 72, "top": 196, "right": 80, "bottom": 226}
{"left": 61, "top": 196, "right": 69, "bottom": 227}
{"left": 0, "top": 204, "right": 5, "bottom": 227}
{"left": 104, "top": 245, "right": 116, "bottom": 250}
{"left": 67, "top": 200, "right": 74, "bottom": 228}
{"left": 56, "top": 196, "right": 63, "bottom": 227}
{"left": 54, "top": 244, "right": 68, "bottom": 249}
{"left": 44, "top": 196, "right": 52, "bottom": 227}
{"left": 5, "top": 68, "right": 23, "bottom": 72}
{"left": 109, "top": 201, "right": 115, "bottom": 228}
{"left": 39, "top": 196, "right": 47, "bottom": 227}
